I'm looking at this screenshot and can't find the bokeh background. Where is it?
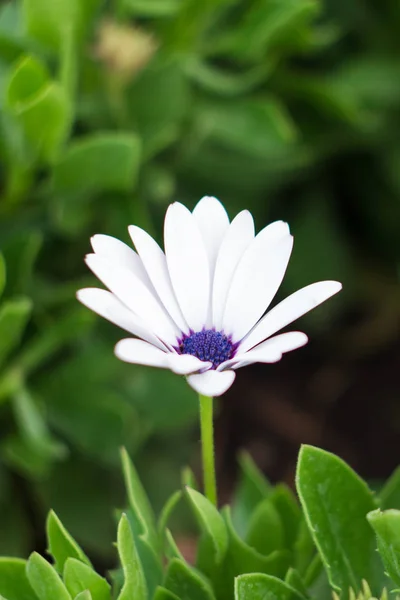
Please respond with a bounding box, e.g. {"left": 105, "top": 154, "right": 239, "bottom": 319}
{"left": 0, "top": 0, "right": 399, "bottom": 569}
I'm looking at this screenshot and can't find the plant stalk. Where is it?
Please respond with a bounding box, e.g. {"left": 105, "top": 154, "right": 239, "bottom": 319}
{"left": 198, "top": 394, "right": 217, "bottom": 506}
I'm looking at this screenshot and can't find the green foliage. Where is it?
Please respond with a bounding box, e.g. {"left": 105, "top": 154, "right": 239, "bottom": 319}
{"left": 0, "top": 0, "right": 399, "bottom": 571}
{"left": 2, "top": 446, "right": 400, "bottom": 600}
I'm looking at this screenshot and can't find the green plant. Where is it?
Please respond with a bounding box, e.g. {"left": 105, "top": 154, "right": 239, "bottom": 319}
{"left": 2, "top": 445, "right": 400, "bottom": 600}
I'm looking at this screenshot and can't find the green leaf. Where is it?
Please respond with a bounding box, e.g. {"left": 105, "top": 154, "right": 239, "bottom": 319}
{"left": 0, "top": 254, "right": 6, "bottom": 299}
{"left": 164, "top": 559, "right": 216, "bottom": 600}
{"left": 22, "top": 0, "right": 99, "bottom": 52}
{"left": 234, "top": 573, "right": 305, "bottom": 600}
{"left": 117, "top": 513, "right": 148, "bottom": 600}
{"left": 119, "top": 0, "right": 181, "bottom": 17}
{"left": 26, "top": 552, "right": 72, "bottom": 600}
{"left": 379, "top": 467, "right": 400, "bottom": 509}
{"left": 245, "top": 498, "right": 284, "bottom": 556}
{"left": 296, "top": 445, "right": 379, "bottom": 596}
{"left": 367, "top": 509, "right": 400, "bottom": 588}
{"left": 0, "top": 558, "right": 37, "bottom": 600}
{"left": 63, "top": 558, "right": 110, "bottom": 600}
{"left": 74, "top": 593, "right": 92, "bottom": 600}
{"left": 46, "top": 510, "right": 91, "bottom": 573}
{"left": 0, "top": 297, "right": 32, "bottom": 367}
{"left": 158, "top": 490, "right": 183, "bottom": 537}
{"left": 231, "top": 451, "right": 271, "bottom": 538}
{"left": 53, "top": 133, "right": 141, "bottom": 193}
{"left": 194, "top": 98, "right": 296, "bottom": 159}
{"left": 269, "top": 484, "right": 301, "bottom": 549}
{"left": 284, "top": 569, "right": 309, "bottom": 599}
{"left": 120, "top": 448, "right": 159, "bottom": 553}
{"left": 6, "top": 55, "right": 71, "bottom": 162}
{"left": 153, "top": 588, "right": 180, "bottom": 600}
{"left": 186, "top": 487, "right": 228, "bottom": 564}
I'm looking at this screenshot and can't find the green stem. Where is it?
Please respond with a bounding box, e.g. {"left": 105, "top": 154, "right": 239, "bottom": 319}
{"left": 199, "top": 394, "right": 217, "bottom": 506}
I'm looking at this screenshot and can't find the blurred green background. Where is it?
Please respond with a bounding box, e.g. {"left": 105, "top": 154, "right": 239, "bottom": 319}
{"left": 0, "top": 0, "right": 399, "bottom": 567}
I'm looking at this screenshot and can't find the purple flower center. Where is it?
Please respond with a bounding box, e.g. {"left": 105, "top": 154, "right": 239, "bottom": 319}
{"left": 180, "top": 329, "right": 235, "bottom": 369}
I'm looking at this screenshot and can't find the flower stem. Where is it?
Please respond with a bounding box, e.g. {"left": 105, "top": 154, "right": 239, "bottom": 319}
{"left": 198, "top": 394, "right": 217, "bottom": 506}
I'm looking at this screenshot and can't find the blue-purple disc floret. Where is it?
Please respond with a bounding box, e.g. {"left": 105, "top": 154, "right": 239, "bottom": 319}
{"left": 179, "top": 329, "right": 236, "bottom": 369}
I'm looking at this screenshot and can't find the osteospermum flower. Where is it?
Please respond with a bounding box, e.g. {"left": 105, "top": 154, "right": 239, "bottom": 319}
{"left": 77, "top": 197, "right": 342, "bottom": 397}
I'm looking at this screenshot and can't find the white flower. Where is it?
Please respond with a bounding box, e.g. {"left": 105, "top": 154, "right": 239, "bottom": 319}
{"left": 77, "top": 197, "right": 342, "bottom": 397}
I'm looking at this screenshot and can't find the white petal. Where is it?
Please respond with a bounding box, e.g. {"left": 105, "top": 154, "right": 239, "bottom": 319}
{"left": 91, "top": 234, "right": 150, "bottom": 285}
{"left": 212, "top": 210, "right": 255, "bottom": 330}
{"left": 164, "top": 202, "right": 210, "bottom": 331}
{"left": 222, "top": 221, "right": 293, "bottom": 342}
{"left": 166, "top": 354, "right": 212, "bottom": 375}
{"left": 115, "top": 338, "right": 168, "bottom": 367}
{"left": 221, "top": 331, "right": 308, "bottom": 370}
{"left": 187, "top": 370, "right": 236, "bottom": 397}
{"left": 240, "top": 281, "right": 342, "bottom": 353}
{"left": 128, "top": 225, "right": 189, "bottom": 333}
{"left": 85, "top": 254, "right": 180, "bottom": 346}
{"left": 192, "top": 196, "right": 230, "bottom": 277}
{"left": 77, "top": 288, "right": 167, "bottom": 350}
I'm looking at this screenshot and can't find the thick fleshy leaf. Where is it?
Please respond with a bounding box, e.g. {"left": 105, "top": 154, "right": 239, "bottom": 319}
{"left": 74, "top": 592, "right": 92, "bottom": 600}
{"left": 186, "top": 487, "right": 228, "bottom": 570}
{"left": 153, "top": 587, "right": 181, "bottom": 600}
{"left": 117, "top": 514, "right": 148, "bottom": 600}
{"left": 245, "top": 499, "right": 284, "bottom": 556}
{"left": 296, "top": 445, "right": 379, "bottom": 595}
{"left": 186, "top": 370, "right": 235, "bottom": 397}
{"left": 0, "top": 254, "right": 6, "bottom": 299}
{"left": 269, "top": 484, "right": 301, "bottom": 550}
{"left": 212, "top": 210, "right": 255, "bottom": 330}
{"left": 120, "top": 448, "right": 159, "bottom": 554}
{"left": 284, "top": 569, "right": 309, "bottom": 599}
{"left": 26, "top": 552, "right": 72, "bottom": 600}
{"left": 63, "top": 558, "right": 110, "bottom": 600}
{"left": 379, "top": 467, "right": 400, "bottom": 509}
{"left": 0, "top": 297, "right": 32, "bottom": 367}
{"left": 46, "top": 510, "right": 91, "bottom": 574}
{"left": 231, "top": 452, "right": 272, "bottom": 539}
{"left": 164, "top": 559, "right": 216, "bottom": 600}
{"left": 240, "top": 281, "right": 342, "bottom": 353}
{"left": 164, "top": 202, "right": 210, "bottom": 331}
{"left": 223, "top": 223, "right": 293, "bottom": 341}
{"left": 234, "top": 573, "right": 305, "bottom": 600}
{"left": 0, "top": 558, "right": 37, "bottom": 600}
{"left": 6, "top": 55, "right": 71, "bottom": 161}
{"left": 367, "top": 509, "right": 400, "bottom": 588}
{"left": 53, "top": 133, "right": 141, "bottom": 193}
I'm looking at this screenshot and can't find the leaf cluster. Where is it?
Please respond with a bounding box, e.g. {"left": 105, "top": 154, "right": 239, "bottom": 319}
{"left": 2, "top": 446, "right": 400, "bottom": 600}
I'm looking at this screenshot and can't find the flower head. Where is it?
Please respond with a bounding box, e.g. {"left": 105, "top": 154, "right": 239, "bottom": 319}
{"left": 77, "top": 197, "right": 342, "bottom": 396}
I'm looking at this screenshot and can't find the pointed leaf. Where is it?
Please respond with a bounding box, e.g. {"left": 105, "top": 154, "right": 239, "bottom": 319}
{"left": 379, "top": 467, "right": 400, "bottom": 510}
{"left": 0, "top": 254, "right": 6, "bottom": 299}
{"left": 117, "top": 513, "right": 148, "bottom": 600}
{"left": 231, "top": 451, "right": 271, "bottom": 538}
{"left": 269, "top": 484, "right": 301, "bottom": 549}
{"left": 0, "top": 558, "right": 37, "bottom": 600}
{"left": 74, "top": 593, "right": 92, "bottom": 600}
{"left": 47, "top": 510, "right": 91, "bottom": 573}
{"left": 367, "top": 509, "right": 400, "bottom": 588}
{"left": 164, "top": 559, "right": 216, "bottom": 600}
{"left": 284, "top": 569, "right": 309, "bottom": 599}
{"left": 158, "top": 490, "right": 183, "bottom": 537}
{"left": 63, "top": 558, "right": 110, "bottom": 600}
{"left": 235, "top": 573, "right": 305, "bottom": 600}
{"left": 0, "top": 298, "right": 32, "bottom": 367}
{"left": 245, "top": 498, "right": 284, "bottom": 556}
{"left": 296, "top": 445, "right": 379, "bottom": 595}
{"left": 153, "top": 587, "right": 180, "bottom": 600}
{"left": 186, "top": 487, "right": 228, "bottom": 564}
{"left": 26, "top": 552, "right": 72, "bottom": 600}
{"left": 53, "top": 133, "right": 141, "bottom": 193}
